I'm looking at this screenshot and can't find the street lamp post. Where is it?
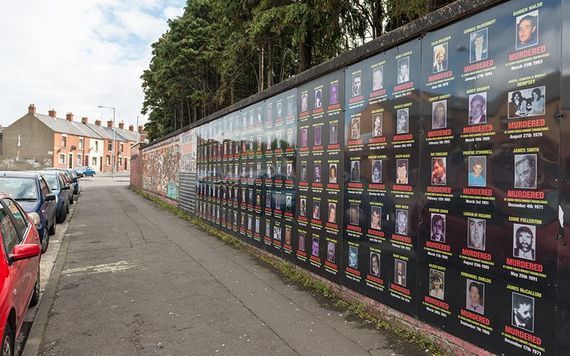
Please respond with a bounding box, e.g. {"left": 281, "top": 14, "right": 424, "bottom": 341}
{"left": 98, "top": 105, "right": 116, "bottom": 178}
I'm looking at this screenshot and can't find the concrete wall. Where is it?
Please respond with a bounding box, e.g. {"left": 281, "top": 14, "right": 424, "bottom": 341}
{"left": 2, "top": 113, "right": 53, "bottom": 167}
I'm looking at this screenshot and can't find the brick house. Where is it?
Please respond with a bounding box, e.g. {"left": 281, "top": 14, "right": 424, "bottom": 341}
{"left": 1, "top": 104, "right": 142, "bottom": 172}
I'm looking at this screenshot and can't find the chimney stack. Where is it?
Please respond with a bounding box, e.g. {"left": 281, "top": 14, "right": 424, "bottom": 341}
{"left": 66, "top": 113, "right": 74, "bottom": 122}
{"left": 118, "top": 121, "right": 125, "bottom": 129}
{"left": 95, "top": 120, "right": 102, "bottom": 126}
{"left": 81, "top": 117, "right": 89, "bottom": 124}
{"left": 107, "top": 120, "right": 113, "bottom": 128}
{"left": 48, "top": 109, "right": 56, "bottom": 118}
{"left": 128, "top": 125, "right": 134, "bottom": 131}
{"left": 138, "top": 125, "right": 144, "bottom": 133}
{"left": 28, "top": 104, "right": 36, "bottom": 115}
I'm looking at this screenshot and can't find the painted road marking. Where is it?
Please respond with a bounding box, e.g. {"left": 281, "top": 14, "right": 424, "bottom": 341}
{"left": 62, "top": 261, "right": 136, "bottom": 276}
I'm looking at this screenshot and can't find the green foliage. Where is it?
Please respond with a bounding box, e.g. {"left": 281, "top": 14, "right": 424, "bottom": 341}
{"left": 142, "top": 0, "right": 455, "bottom": 141}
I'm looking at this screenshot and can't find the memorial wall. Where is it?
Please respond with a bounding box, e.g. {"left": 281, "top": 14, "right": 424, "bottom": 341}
{"left": 142, "top": 0, "right": 569, "bottom": 354}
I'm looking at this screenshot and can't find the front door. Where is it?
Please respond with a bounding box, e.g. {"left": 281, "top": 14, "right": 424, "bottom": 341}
{"left": 68, "top": 153, "right": 73, "bottom": 168}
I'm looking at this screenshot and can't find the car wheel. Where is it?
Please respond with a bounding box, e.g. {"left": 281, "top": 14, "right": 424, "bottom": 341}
{"left": 29, "top": 271, "right": 40, "bottom": 307}
{"left": 40, "top": 226, "right": 49, "bottom": 254}
{"left": 1, "top": 324, "right": 13, "bottom": 356}
{"left": 48, "top": 219, "right": 56, "bottom": 235}
{"left": 70, "top": 194, "right": 74, "bottom": 205}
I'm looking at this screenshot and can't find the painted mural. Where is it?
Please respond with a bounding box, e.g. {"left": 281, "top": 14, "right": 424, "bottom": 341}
{"left": 142, "top": 136, "right": 180, "bottom": 200}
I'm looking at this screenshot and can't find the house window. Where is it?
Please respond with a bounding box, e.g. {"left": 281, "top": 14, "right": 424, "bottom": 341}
{"left": 120, "top": 143, "right": 124, "bottom": 153}
{"left": 108, "top": 142, "right": 112, "bottom": 152}
{"left": 61, "top": 136, "right": 67, "bottom": 148}
{"left": 77, "top": 154, "right": 82, "bottom": 166}
{"left": 95, "top": 141, "right": 99, "bottom": 153}
{"left": 79, "top": 138, "right": 84, "bottom": 150}
{"left": 124, "top": 158, "right": 128, "bottom": 170}
{"left": 92, "top": 157, "right": 97, "bottom": 166}
{"left": 59, "top": 154, "right": 65, "bottom": 165}
{"left": 106, "top": 155, "right": 111, "bottom": 166}
{"left": 118, "top": 157, "right": 122, "bottom": 167}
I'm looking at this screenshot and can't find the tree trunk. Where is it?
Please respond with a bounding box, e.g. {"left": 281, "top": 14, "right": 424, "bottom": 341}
{"left": 297, "top": 31, "right": 312, "bottom": 73}
{"left": 427, "top": 0, "right": 437, "bottom": 12}
{"left": 267, "top": 40, "right": 273, "bottom": 88}
{"left": 258, "top": 46, "right": 265, "bottom": 92}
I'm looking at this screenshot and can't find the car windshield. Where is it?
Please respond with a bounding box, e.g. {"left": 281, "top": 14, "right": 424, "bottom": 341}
{"left": 0, "top": 177, "right": 38, "bottom": 201}
{"left": 44, "top": 175, "right": 59, "bottom": 191}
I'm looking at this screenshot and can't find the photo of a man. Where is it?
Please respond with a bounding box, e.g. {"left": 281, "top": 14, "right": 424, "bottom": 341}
{"left": 468, "top": 156, "right": 486, "bottom": 187}
{"left": 285, "top": 226, "right": 292, "bottom": 245}
{"left": 274, "top": 226, "right": 281, "bottom": 241}
{"left": 468, "top": 93, "right": 487, "bottom": 125}
{"left": 516, "top": 11, "right": 539, "bottom": 50}
{"left": 350, "top": 204, "right": 359, "bottom": 226}
{"left": 301, "top": 164, "right": 307, "bottom": 182}
{"left": 372, "top": 66, "right": 384, "bottom": 91}
{"left": 300, "top": 128, "right": 308, "bottom": 147}
{"left": 298, "top": 233, "right": 306, "bottom": 251}
{"left": 330, "top": 83, "right": 339, "bottom": 105}
{"left": 430, "top": 213, "right": 446, "bottom": 243}
{"left": 466, "top": 280, "right": 485, "bottom": 314}
{"left": 432, "top": 100, "right": 447, "bottom": 129}
{"left": 299, "top": 198, "right": 306, "bottom": 217}
{"left": 513, "top": 224, "right": 536, "bottom": 261}
{"left": 508, "top": 86, "right": 545, "bottom": 118}
{"left": 468, "top": 218, "right": 486, "bottom": 251}
{"left": 370, "top": 252, "right": 381, "bottom": 277}
{"left": 371, "top": 160, "right": 382, "bottom": 183}
{"left": 328, "top": 203, "right": 336, "bottom": 224}
{"left": 396, "top": 159, "right": 409, "bottom": 185}
{"left": 352, "top": 74, "right": 362, "bottom": 97}
{"left": 312, "top": 236, "right": 319, "bottom": 257}
{"left": 397, "top": 57, "right": 410, "bottom": 84}
{"left": 351, "top": 160, "right": 360, "bottom": 182}
{"left": 373, "top": 113, "right": 383, "bottom": 137}
{"left": 314, "top": 88, "right": 323, "bottom": 109}
{"left": 431, "top": 158, "right": 446, "bottom": 185}
{"left": 350, "top": 117, "right": 360, "bottom": 140}
{"left": 276, "top": 101, "right": 283, "bottom": 119}
{"left": 314, "top": 126, "right": 322, "bottom": 146}
{"left": 512, "top": 292, "right": 535, "bottom": 332}
{"left": 394, "top": 259, "right": 407, "bottom": 287}
{"left": 286, "top": 162, "right": 293, "bottom": 180}
{"left": 515, "top": 154, "right": 537, "bottom": 189}
{"left": 301, "top": 92, "right": 308, "bottom": 112}
{"left": 396, "top": 209, "right": 408, "bottom": 235}
{"left": 433, "top": 43, "right": 448, "bottom": 73}
{"left": 470, "top": 28, "right": 488, "bottom": 63}
{"left": 330, "top": 123, "right": 338, "bottom": 144}
{"left": 371, "top": 207, "right": 382, "bottom": 230}
{"left": 396, "top": 108, "right": 409, "bottom": 134}
{"left": 314, "top": 164, "right": 321, "bottom": 183}
{"left": 286, "top": 194, "right": 293, "bottom": 212}
{"left": 286, "top": 129, "right": 293, "bottom": 147}
{"left": 327, "top": 242, "right": 336, "bottom": 263}
{"left": 313, "top": 201, "right": 320, "bottom": 220}
{"left": 329, "top": 163, "right": 338, "bottom": 184}
{"left": 348, "top": 246, "right": 358, "bottom": 268}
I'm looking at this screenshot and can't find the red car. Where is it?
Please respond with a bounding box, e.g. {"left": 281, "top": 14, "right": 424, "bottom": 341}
{"left": 0, "top": 195, "right": 41, "bottom": 356}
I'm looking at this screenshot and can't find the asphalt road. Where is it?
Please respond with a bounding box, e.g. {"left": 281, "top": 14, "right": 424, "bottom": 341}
{"left": 23, "top": 177, "right": 424, "bottom": 355}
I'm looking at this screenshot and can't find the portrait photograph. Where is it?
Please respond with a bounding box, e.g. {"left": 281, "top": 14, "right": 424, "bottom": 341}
{"left": 255, "top": 218, "right": 260, "bottom": 234}
{"left": 329, "top": 163, "right": 338, "bottom": 184}
{"left": 350, "top": 117, "right": 361, "bottom": 140}
{"left": 432, "top": 100, "right": 447, "bottom": 129}
{"left": 286, "top": 128, "right": 293, "bottom": 147}
{"left": 273, "top": 226, "right": 281, "bottom": 241}
{"left": 330, "top": 123, "right": 338, "bottom": 144}
{"left": 397, "top": 56, "right": 410, "bottom": 84}
{"left": 352, "top": 73, "right": 362, "bottom": 97}
{"left": 395, "top": 209, "right": 408, "bottom": 235}
{"left": 396, "top": 108, "right": 409, "bottom": 134}
{"left": 301, "top": 92, "right": 308, "bottom": 112}
{"left": 313, "top": 201, "right": 321, "bottom": 220}
{"left": 429, "top": 269, "right": 445, "bottom": 300}
{"left": 314, "top": 164, "right": 322, "bottom": 183}
{"left": 394, "top": 259, "right": 407, "bottom": 287}
{"left": 327, "top": 242, "right": 336, "bottom": 263}
{"left": 276, "top": 101, "right": 283, "bottom": 119}
{"left": 301, "top": 164, "right": 308, "bottom": 182}
{"left": 432, "top": 42, "right": 448, "bottom": 73}
{"left": 348, "top": 246, "right": 358, "bottom": 268}
{"left": 466, "top": 280, "right": 485, "bottom": 314}
{"left": 350, "top": 160, "right": 361, "bottom": 182}
{"left": 372, "top": 113, "right": 383, "bottom": 137}
{"left": 516, "top": 10, "right": 539, "bottom": 50}
{"left": 370, "top": 252, "right": 381, "bottom": 277}
{"left": 508, "top": 86, "right": 546, "bottom": 119}
{"left": 514, "top": 154, "right": 537, "bottom": 189}
{"left": 298, "top": 233, "right": 306, "bottom": 251}
{"left": 468, "top": 218, "right": 486, "bottom": 251}
{"left": 371, "top": 160, "right": 383, "bottom": 183}
{"left": 314, "top": 88, "right": 323, "bottom": 109}
{"left": 468, "top": 156, "right": 487, "bottom": 187}
{"left": 468, "top": 92, "right": 487, "bottom": 125}
{"left": 328, "top": 203, "right": 336, "bottom": 224}
{"left": 350, "top": 204, "right": 360, "bottom": 226}
{"left": 513, "top": 224, "right": 536, "bottom": 261}
{"left": 330, "top": 82, "right": 339, "bottom": 105}
{"left": 512, "top": 292, "right": 535, "bottom": 332}
{"left": 286, "top": 194, "right": 293, "bottom": 212}
{"left": 370, "top": 206, "right": 382, "bottom": 230}
{"left": 430, "top": 213, "right": 446, "bottom": 243}
{"left": 300, "top": 128, "right": 308, "bottom": 147}
{"left": 300, "top": 198, "right": 307, "bottom": 217}
{"left": 287, "top": 97, "right": 294, "bottom": 116}
{"left": 470, "top": 28, "right": 488, "bottom": 63}
{"left": 431, "top": 157, "right": 447, "bottom": 185}
{"left": 286, "top": 162, "right": 293, "bottom": 180}
{"left": 372, "top": 65, "right": 384, "bottom": 91}
{"left": 265, "top": 222, "right": 271, "bottom": 237}
{"left": 312, "top": 236, "right": 320, "bottom": 257}
{"left": 285, "top": 226, "right": 292, "bottom": 245}
{"left": 396, "top": 159, "right": 409, "bottom": 185}
{"left": 314, "top": 126, "right": 322, "bottom": 146}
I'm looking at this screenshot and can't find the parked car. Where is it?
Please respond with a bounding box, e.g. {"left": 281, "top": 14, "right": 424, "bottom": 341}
{"left": 75, "top": 166, "right": 96, "bottom": 177}
{"left": 0, "top": 172, "right": 56, "bottom": 253}
{"left": 0, "top": 195, "right": 42, "bottom": 356}
{"left": 41, "top": 171, "right": 71, "bottom": 223}
{"left": 45, "top": 168, "right": 78, "bottom": 202}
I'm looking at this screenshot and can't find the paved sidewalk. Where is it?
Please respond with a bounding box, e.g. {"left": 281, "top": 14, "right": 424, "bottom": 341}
{"left": 28, "top": 182, "right": 424, "bottom": 355}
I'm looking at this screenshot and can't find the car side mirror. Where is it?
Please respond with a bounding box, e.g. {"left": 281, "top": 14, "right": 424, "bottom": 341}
{"left": 71, "top": 178, "right": 78, "bottom": 183}
{"left": 46, "top": 193, "right": 56, "bottom": 201}
{"left": 61, "top": 186, "right": 70, "bottom": 190}
{"left": 9, "top": 244, "right": 41, "bottom": 264}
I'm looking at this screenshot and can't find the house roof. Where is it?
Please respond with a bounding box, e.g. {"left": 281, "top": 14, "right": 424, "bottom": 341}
{"left": 37, "top": 114, "right": 98, "bottom": 138}
{"left": 114, "top": 127, "right": 138, "bottom": 142}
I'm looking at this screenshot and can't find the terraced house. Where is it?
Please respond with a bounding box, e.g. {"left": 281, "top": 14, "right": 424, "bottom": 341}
{"left": 1, "top": 104, "right": 144, "bottom": 172}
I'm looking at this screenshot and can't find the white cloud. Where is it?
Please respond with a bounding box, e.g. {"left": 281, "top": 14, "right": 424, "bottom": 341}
{"left": 0, "top": 0, "right": 185, "bottom": 128}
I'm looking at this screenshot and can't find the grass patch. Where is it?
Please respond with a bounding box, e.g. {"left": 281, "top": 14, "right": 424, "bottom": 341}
{"left": 132, "top": 186, "right": 445, "bottom": 355}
